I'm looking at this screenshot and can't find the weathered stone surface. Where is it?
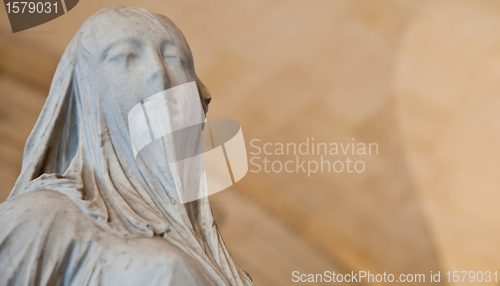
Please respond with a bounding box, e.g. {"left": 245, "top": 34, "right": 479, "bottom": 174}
{"left": 0, "top": 7, "right": 253, "bottom": 286}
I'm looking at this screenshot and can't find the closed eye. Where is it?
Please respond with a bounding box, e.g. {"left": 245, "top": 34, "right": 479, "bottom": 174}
{"left": 162, "top": 42, "right": 185, "bottom": 61}
{"left": 109, "top": 52, "right": 138, "bottom": 62}
{"left": 102, "top": 39, "right": 142, "bottom": 66}
{"left": 163, "top": 54, "right": 178, "bottom": 59}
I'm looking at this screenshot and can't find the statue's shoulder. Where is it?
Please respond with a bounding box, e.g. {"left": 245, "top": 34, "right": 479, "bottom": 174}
{"left": 0, "top": 189, "right": 82, "bottom": 222}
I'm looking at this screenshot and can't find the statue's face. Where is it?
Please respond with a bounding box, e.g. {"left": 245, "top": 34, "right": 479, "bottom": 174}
{"left": 83, "top": 9, "right": 211, "bottom": 113}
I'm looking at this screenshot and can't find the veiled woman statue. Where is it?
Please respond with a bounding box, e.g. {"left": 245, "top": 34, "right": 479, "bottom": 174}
{"left": 0, "top": 6, "right": 253, "bottom": 286}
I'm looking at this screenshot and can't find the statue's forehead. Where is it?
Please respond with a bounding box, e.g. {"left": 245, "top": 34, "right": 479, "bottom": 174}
{"left": 81, "top": 8, "right": 184, "bottom": 53}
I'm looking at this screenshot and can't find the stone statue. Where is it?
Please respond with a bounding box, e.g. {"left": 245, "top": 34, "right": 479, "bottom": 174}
{"left": 0, "top": 6, "right": 253, "bottom": 286}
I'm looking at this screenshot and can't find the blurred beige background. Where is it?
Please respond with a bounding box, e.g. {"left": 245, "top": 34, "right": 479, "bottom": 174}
{"left": 1, "top": 0, "right": 500, "bottom": 285}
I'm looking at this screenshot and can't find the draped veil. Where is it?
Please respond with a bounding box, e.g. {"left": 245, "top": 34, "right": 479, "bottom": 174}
{"left": 6, "top": 6, "right": 252, "bottom": 286}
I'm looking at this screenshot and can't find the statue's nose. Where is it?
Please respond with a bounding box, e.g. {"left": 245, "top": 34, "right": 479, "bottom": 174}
{"left": 145, "top": 54, "right": 169, "bottom": 91}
